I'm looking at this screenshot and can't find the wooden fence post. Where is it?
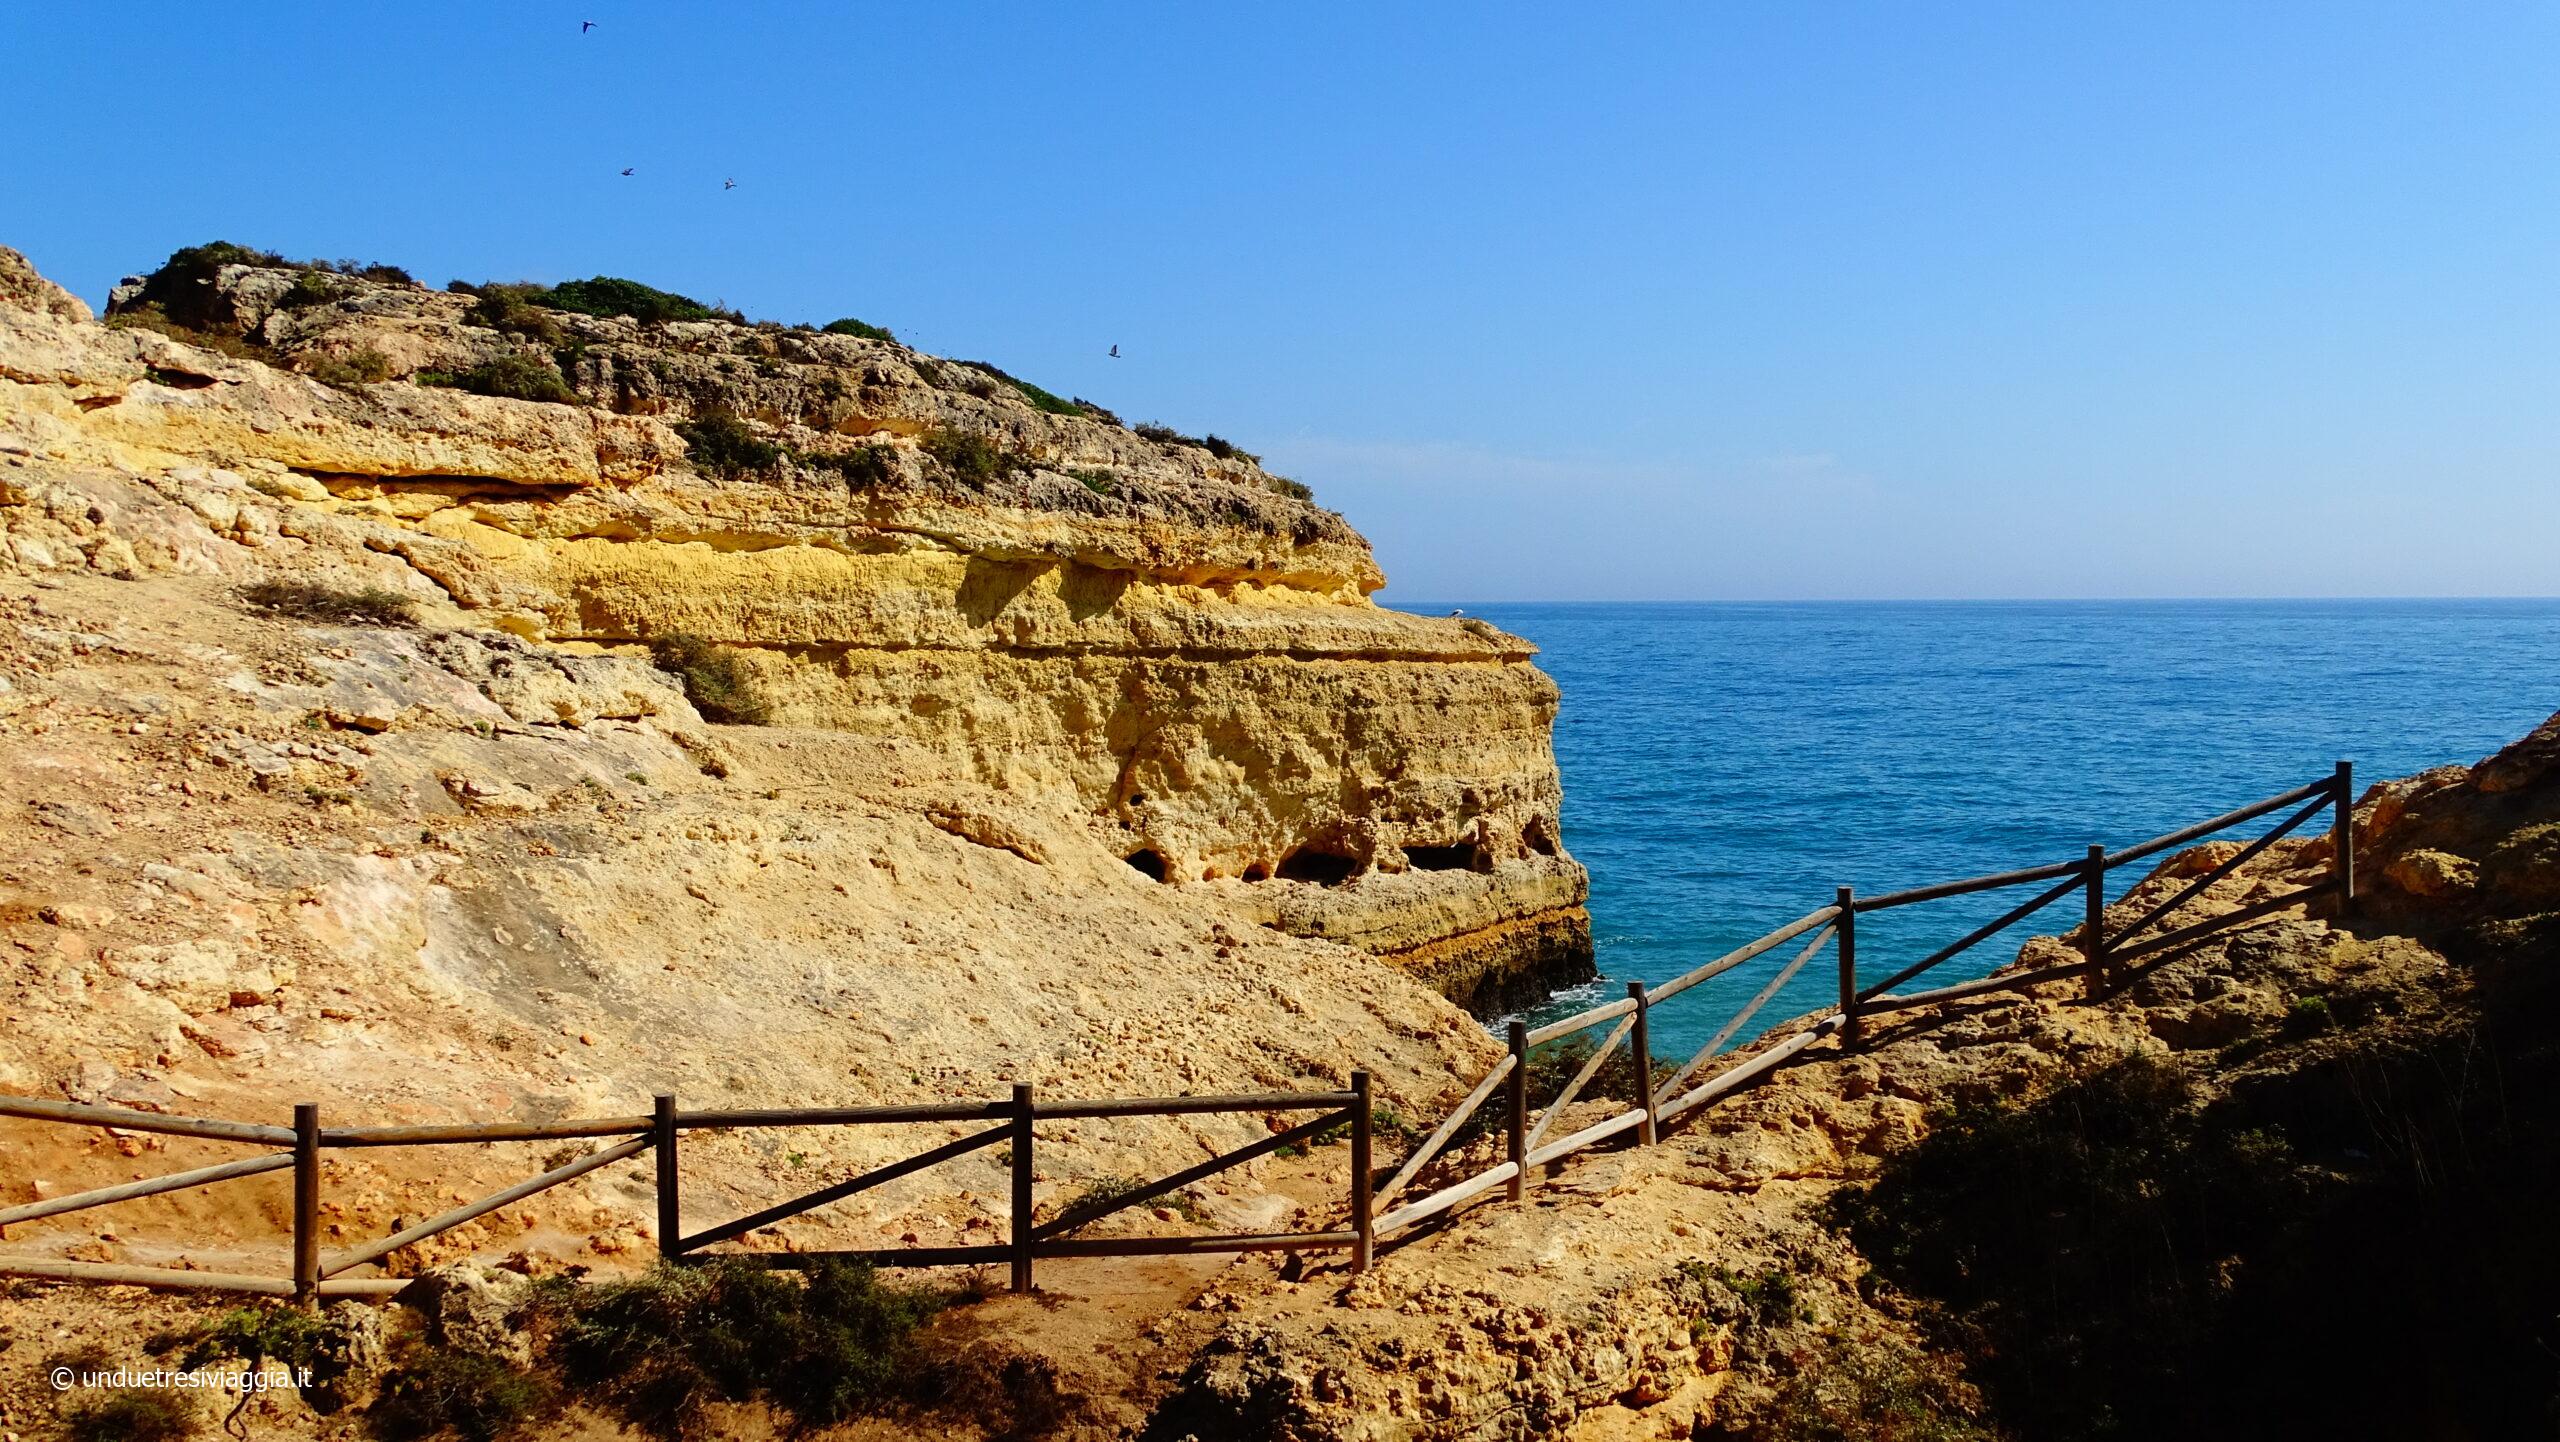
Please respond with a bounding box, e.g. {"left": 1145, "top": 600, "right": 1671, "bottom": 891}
{"left": 1348, "top": 1071, "right": 1374, "bottom": 1274}
{"left": 1626, "top": 981, "right": 1656, "bottom": 1145}
{"left": 1504, "top": 1021, "right": 1528, "bottom": 1202}
{"left": 1009, "top": 1083, "right": 1035, "bottom": 1294}
{"left": 1836, "top": 888, "right": 1861, "bottom": 1048}
{"left": 654, "top": 1094, "right": 679, "bottom": 1261}
{"left": 291, "top": 1104, "right": 319, "bottom": 1307}
{"left": 2333, "top": 759, "right": 2355, "bottom": 916}
{"left": 2084, "top": 843, "right": 2109, "bottom": 998}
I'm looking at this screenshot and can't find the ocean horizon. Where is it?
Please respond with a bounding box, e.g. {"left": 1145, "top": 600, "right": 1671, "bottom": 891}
{"left": 1397, "top": 597, "right": 2560, "bottom": 1058}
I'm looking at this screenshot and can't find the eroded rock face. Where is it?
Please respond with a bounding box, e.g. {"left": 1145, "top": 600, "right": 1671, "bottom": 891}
{"left": 0, "top": 244, "right": 1590, "bottom": 1000}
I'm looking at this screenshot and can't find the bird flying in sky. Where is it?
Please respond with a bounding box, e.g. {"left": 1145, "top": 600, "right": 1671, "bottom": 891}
{"left": 1108, "top": 344, "right": 1120, "bottom": 358}
{"left": 724, "top": 178, "right": 737, "bottom": 190}
{"left": 619, "top": 167, "right": 634, "bottom": 177}
{"left": 581, "top": 19, "right": 595, "bottom": 31}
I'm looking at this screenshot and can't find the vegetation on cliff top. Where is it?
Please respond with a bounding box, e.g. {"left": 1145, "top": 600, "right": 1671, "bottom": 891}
{"left": 110, "top": 240, "right": 1321, "bottom": 504}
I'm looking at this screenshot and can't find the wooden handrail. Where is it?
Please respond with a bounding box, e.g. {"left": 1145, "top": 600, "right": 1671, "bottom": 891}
{"left": 1853, "top": 858, "right": 2086, "bottom": 912}
{"left": 0, "top": 1152, "right": 293, "bottom": 1229}
{"left": 1856, "top": 873, "right": 2082, "bottom": 1003}
{"left": 1035, "top": 1090, "right": 1359, "bottom": 1120}
{"left": 1370, "top": 1053, "right": 1515, "bottom": 1214}
{"left": 1377, "top": 1161, "right": 1520, "bottom": 1235}
{"left": 1653, "top": 923, "right": 1833, "bottom": 1108}
{"left": 1524, "top": 1107, "right": 1646, "bottom": 1169}
{"left": 325, "top": 1117, "right": 653, "bottom": 1147}
{"left": 1525, "top": 995, "right": 1638, "bottom": 1048}
{"left": 1658, "top": 1019, "right": 1839, "bottom": 1124}
{"left": 677, "top": 1101, "right": 1010, "bottom": 1129}
{"left": 325, "top": 1136, "right": 654, "bottom": 1277}
{"left": 2108, "top": 882, "right": 2334, "bottom": 966}
{"left": 2106, "top": 792, "right": 2331, "bottom": 950}
{"left": 2105, "top": 776, "right": 2334, "bottom": 869}
{"left": 0, "top": 1096, "right": 294, "bottom": 1147}
{"left": 0, "top": 1259, "right": 408, "bottom": 1297}
{"left": 1858, "top": 959, "right": 2089, "bottom": 1016}
{"left": 675, "top": 1124, "right": 1011, "bottom": 1254}
{"left": 1520, "top": 1013, "right": 1635, "bottom": 1155}
{"left": 1032, "top": 1109, "right": 1349, "bottom": 1241}
{"left": 1649, "top": 905, "right": 1839, "bottom": 1005}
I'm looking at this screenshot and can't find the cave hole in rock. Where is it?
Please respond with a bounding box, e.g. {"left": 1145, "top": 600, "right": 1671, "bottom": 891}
{"left": 1241, "top": 862, "right": 1272, "bottom": 883}
{"left": 1123, "top": 848, "right": 1169, "bottom": 881}
{"left": 1524, "top": 817, "right": 1561, "bottom": 857}
{"left": 1403, "top": 844, "right": 1480, "bottom": 872}
{"left": 1276, "top": 847, "right": 1360, "bottom": 886}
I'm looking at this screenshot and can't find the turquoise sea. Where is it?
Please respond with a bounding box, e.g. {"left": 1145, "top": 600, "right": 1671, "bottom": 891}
{"left": 1404, "top": 600, "right": 2560, "bottom": 1062}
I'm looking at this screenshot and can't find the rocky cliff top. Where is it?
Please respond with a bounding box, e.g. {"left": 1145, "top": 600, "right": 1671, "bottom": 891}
{"left": 73, "top": 242, "right": 1379, "bottom": 592}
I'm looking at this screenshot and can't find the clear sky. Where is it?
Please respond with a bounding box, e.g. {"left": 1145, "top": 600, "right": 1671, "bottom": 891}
{"left": 5, "top": 3, "right": 2554, "bottom": 600}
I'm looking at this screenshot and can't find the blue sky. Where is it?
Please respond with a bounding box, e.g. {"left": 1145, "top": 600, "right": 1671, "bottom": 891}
{"left": 5, "top": 3, "right": 2554, "bottom": 600}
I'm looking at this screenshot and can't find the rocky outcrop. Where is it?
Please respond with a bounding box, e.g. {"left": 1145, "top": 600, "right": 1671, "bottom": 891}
{"left": 0, "top": 244, "right": 1591, "bottom": 1006}
{"left": 1145, "top": 714, "right": 2560, "bottom": 1440}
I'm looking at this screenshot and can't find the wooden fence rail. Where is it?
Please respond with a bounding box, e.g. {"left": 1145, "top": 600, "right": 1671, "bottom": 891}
{"left": 0, "top": 763, "right": 2357, "bottom": 1300}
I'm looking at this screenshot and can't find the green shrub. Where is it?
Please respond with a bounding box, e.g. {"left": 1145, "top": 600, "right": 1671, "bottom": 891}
{"left": 1830, "top": 1055, "right": 2309, "bottom": 1439}
{"left": 60, "top": 1391, "right": 199, "bottom": 1442}
{"left": 920, "top": 426, "right": 1026, "bottom": 486}
{"left": 1201, "top": 434, "right": 1259, "bottom": 464}
{"left": 104, "top": 303, "right": 269, "bottom": 360}
{"left": 547, "top": 1258, "right": 942, "bottom": 1439}
{"left": 674, "top": 412, "right": 780, "bottom": 478}
{"left": 1068, "top": 467, "right": 1118, "bottom": 497}
{"left": 955, "top": 361, "right": 1083, "bottom": 417}
{"left": 805, "top": 443, "right": 897, "bottom": 489}
{"left": 180, "top": 1303, "right": 327, "bottom": 1374}
{"left": 369, "top": 1351, "right": 551, "bottom": 1442}
{"left": 1265, "top": 475, "right": 1315, "bottom": 502}
{"left": 452, "top": 283, "right": 569, "bottom": 344}
{"left": 280, "top": 270, "right": 342, "bottom": 309}
{"left": 1072, "top": 398, "right": 1122, "bottom": 426}
{"left": 1134, "top": 422, "right": 1207, "bottom": 450}
{"left": 302, "top": 347, "right": 393, "bottom": 388}
{"left": 822, "top": 316, "right": 896, "bottom": 342}
{"left": 239, "top": 580, "right": 417, "bottom": 626}
{"left": 448, "top": 276, "right": 740, "bottom": 329}
{"left": 537, "top": 276, "right": 740, "bottom": 325}
{"left": 417, "top": 354, "right": 578, "bottom": 405}
{"left": 124, "top": 242, "right": 414, "bottom": 333}
{"left": 1055, "top": 1175, "right": 1208, "bottom": 1231}
{"left": 1756, "top": 1329, "right": 1996, "bottom": 1442}
{"left": 648, "top": 634, "right": 769, "bottom": 724}
{"left": 905, "top": 1344, "right": 1079, "bottom": 1442}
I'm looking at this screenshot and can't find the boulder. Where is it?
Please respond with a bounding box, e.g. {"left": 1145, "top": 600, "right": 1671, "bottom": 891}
{"left": 397, "top": 1260, "right": 538, "bottom": 1366}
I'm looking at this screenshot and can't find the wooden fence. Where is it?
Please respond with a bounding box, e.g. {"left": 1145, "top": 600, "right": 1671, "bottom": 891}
{"left": 1349, "top": 761, "right": 2355, "bottom": 1241}
{"left": 0, "top": 763, "right": 2355, "bottom": 1301}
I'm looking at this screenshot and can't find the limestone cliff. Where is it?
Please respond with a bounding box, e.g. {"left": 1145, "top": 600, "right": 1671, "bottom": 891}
{"left": 1, "top": 244, "right": 1591, "bottom": 1010}
{"left": 0, "top": 240, "right": 1584, "bottom": 1276}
